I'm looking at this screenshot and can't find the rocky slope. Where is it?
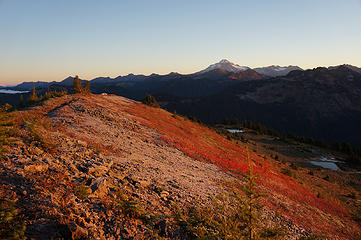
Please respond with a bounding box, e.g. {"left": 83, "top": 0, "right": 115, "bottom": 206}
{"left": 1, "top": 94, "right": 360, "bottom": 239}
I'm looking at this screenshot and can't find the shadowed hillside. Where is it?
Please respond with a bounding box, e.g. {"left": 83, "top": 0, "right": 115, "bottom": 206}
{"left": 162, "top": 66, "right": 361, "bottom": 146}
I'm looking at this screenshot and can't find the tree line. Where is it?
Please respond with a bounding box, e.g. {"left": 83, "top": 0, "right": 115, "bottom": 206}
{"left": 73, "top": 75, "right": 90, "bottom": 93}
{"left": 8, "top": 75, "right": 91, "bottom": 111}
{"left": 220, "top": 118, "right": 361, "bottom": 166}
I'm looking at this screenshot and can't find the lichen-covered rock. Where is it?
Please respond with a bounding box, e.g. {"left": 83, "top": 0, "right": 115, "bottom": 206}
{"left": 23, "top": 164, "right": 48, "bottom": 172}
{"left": 90, "top": 177, "right": 108, "bottom": 197}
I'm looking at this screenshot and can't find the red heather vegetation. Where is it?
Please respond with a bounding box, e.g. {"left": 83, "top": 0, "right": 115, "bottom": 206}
{"left": 24, "top": 93, "right": 356, "bottom": 238}
{"left": 119, "top": 100, "right": 353, "bottom": 232}
{"left": 3, "top": 93, "right": 358, "bottom": 238}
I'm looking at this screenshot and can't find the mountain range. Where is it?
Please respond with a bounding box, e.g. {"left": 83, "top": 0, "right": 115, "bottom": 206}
{"left": 4, "top": 59, "right": 302, "bottom": 91}
{"left": 5, "top": 60, "right": 361, "bottom": 92}
{"left": 1, "top": 59, "right": 361, "bottom": 146}
{"left": 161, "top": 65, "right": 361, "bottom": 145}
{"left": 253, "top": 65, "right": 303, "bottom": 77}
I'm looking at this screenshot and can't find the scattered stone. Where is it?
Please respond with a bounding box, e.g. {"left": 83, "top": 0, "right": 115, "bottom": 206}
{"left": 32, "top": 147, "right": 44, "bottom": 156}
{"left": 24, "top": 164, "right": 48, "bottom": 172}
{"left": 88, "top": 166, "right": 108, "bottom": 176}
{"left": 77, "top": 140, "right": 88, "bottom": 147}
{"left": 90, "top": 177, "right": 108, "bottom": 197}
{"left": 138, "top": 180, "right": 151, "bottom": 188}
{"left": 160, "top": 191, "right": 169, "bottom": 199}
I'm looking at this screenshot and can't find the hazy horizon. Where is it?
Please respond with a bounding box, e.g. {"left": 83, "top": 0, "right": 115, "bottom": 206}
{"left": 1, "top": 0, "right": 361, "bottom": 85}
{"left": 1, "top": 60, "right": 359, "bottom": 87}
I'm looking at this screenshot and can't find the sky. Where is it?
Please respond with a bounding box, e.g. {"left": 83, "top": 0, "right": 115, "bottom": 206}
{"left": 0, "top": 0, "right": 361, "bottom": 85}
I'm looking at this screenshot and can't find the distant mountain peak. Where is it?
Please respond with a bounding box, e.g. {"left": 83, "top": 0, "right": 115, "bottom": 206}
{"left": 196, "top": 59, "right": 249, "bottom": 74}
{"left": 254, "top": 65, "right": 303, "bottom": 77}
{"left": 169, "top": 72, "right": 180, "bottom": 75}
{"left": 328, "top": 64, "right": 361, "bottom": 74}
{"left": 219, "top": 59, "right": 232, "bottom": 64}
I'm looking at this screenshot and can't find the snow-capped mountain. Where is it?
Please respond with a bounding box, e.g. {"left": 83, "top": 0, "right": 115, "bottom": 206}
{"left": 196, "top": 59, "right": 250, "bottom": 74}
{"left": 253, "top": 65, "right": 303, "bottom": 77}
{"left": 197, "top": 60, "right": 302, "bottom": 77}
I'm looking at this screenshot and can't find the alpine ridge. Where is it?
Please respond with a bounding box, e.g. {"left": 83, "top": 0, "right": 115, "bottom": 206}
{"left": 1, "top": 93, "right": 360, "bottom": 239}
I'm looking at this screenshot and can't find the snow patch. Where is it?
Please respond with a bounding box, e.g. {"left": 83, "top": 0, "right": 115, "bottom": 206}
{"left": 0, "top": 89, "right": 29, "bottom": 94}
{"left": 197, "top": 59, "right": 249, "bottom": 74}
{"left": 310, "top": 156, "right": 341, "bottom": 171}
{"left": 227, "top": 129, "right": 244, "bottom": 133}
{"left": 310, "top": 161, "right": 339, "bottom": 171}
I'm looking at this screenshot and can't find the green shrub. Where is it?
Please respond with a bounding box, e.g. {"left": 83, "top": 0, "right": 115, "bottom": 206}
{"left": 290, "top": 163, "right": 298, "bottom": 170}
{"left": 173, "top": 184, "right": 281, "bottom": 240}
{"left": 173, "top": 147, "right": 281, "bottom": 239}
{"left": 345, "top": 154, "right": 361, "bottom": 165}
{"left": 173, "top": 190, "right": 249, "bottom": 239}
{"left": 73, "top": 183, "right": 90, "bottom": 200}
{"left": 281, "top": 168, "right": 294, "bottom": 177}
{"left": 116, "top": 189, "right": 146, "bottom": 219}
{"left": 299, "top": 234, "right": 326, "bottom": 240}
{"left": 142, "top": 94, "right": 160, "bottom": 108}
{"left": 42, "top": 90, "right": 68, "bottom": 101}
{"left": 25, "top": 89, "right": 67, "bottom": 108}
{"left": 73, "top": 75, "right": 82, "bottom": 93}
{"left": 345, "top": 192, "right": 356, "bottom": 199}
{"left": 24, "top": 117, "right": 55, "bottom": 151}
{"left": 352, "top": 207, "right": 361, "bottom": 222}
{"left": 28, "top": 83, "right": 38, "bottom": 102}
{"left": 260, "top": 227, "right": 285, "bottom": 238}
{"left": 0, "top": 107, "right": 15, "bottom": 160}
{"left": 0, "top": 199, "right": 26, "bottom": 240}
{"left": 83, "top": 80, "right": 91, "bottom": 92}
{"left": 323, "top": 175, "right": 330, "bottom": 181}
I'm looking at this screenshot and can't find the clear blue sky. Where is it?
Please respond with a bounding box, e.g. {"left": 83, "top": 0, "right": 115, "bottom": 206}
{"left": 1, "top": 0, "right": 360, "bottom": 85}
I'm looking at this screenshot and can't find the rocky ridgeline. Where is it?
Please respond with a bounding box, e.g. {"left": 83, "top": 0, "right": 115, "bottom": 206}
{"left": 0, "top": 94, "right": 313, "bottom": 239}
{"left": 0, "top": 95, "right": 232, "bottom": 239}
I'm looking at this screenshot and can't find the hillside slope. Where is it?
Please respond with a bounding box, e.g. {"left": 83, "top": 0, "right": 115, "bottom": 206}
{"left": 163, "top": 66, "right": 361, "bottom": 145}
{"left": 1, "top": 94, "right": 360, "bottom": 239}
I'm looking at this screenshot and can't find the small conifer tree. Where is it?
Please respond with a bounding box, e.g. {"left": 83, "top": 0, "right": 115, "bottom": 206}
{"left": 0, "top": 103, "right": 12, "bottom": 112}
{"left": 223, "top": 117, "right": 230, "bottom": 125}
{"left": 73, "top": 75, "right": 82, "bottom": 93}
{"left": 233, "top": 117, "right": 240, "bottom": 126}
{"left": 83, "top": 80, "right": 91, "bottom": 92}
{"left": 243, "top": 145, "right": 263, "bottom": 240}
{"left": 29, "top": 83, "right": 37, "bottom": 102}
{"left": 19, "top": 95, "right": 24, "bottom": 108}
{"left": 142, "top": 94, "right": 159, "bottom": 108}
{"left": 342, "top": 142, "right": 352, "bottom": 154}
{"left": 0, "top": 199, "right": 26, "bottom": 240}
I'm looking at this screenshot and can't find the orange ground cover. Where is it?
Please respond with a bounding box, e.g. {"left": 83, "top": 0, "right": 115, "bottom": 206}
{"left": 123, "top": 102, "right": 347, "bottom": 219}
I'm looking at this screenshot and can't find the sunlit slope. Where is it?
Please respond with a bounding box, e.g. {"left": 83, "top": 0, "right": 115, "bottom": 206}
{"left": 96, "top": 94, "right": 358, "bottom": 238}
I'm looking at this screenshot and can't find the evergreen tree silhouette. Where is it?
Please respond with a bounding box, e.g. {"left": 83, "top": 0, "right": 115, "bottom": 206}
{"left": 29, "top": 83, "right": 37, "bottom": 102}
{"left": 73, "top": 75, "right": 82, "bottom": 93}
